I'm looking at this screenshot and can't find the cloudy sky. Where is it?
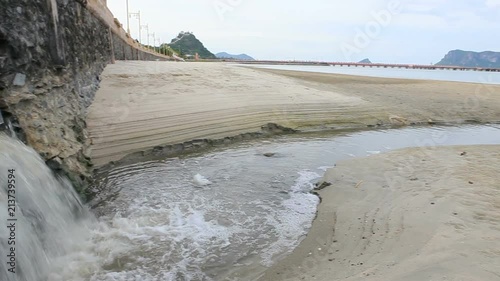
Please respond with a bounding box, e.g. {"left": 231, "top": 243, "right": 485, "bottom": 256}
{"left": 107, "top": 0, "right": 500, "bottom": 64}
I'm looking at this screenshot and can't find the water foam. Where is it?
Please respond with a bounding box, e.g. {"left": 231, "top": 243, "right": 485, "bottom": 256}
{"left": 89, "top": 156, "right": 323, "bottom": 280}
{"left": 88, "top": 193, "right": 240, "bottom": 281}
{"left": 260, "top": 170, "right": 320, "bottom": 266}
{"left": 193, "top": 174, "right": 212, "bottom": 186}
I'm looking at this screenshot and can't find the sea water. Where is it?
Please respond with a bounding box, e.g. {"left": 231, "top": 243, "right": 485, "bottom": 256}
{"left": 244, "top": 64, "right": 500, "bottom": 84}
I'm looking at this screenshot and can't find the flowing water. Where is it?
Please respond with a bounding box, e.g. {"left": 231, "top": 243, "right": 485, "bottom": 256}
{"left": 2, "top": 125, "right": 500, "bottom": 280}
{"left": 0, "top": 134, "right": 101, "bottom": 281}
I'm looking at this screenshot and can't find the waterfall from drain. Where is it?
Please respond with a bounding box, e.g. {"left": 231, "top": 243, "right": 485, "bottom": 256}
{"left": 0, "top": 112, "right": 16, "bottom": 138}
{"left": 0, "top": 134, "right": 98, "bottom": 281}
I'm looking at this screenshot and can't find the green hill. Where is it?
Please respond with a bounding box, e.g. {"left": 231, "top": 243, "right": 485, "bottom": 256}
{"left": 436, "top": 50, "right": 500, "bottom": 68}
{"left": 167, "top": 32, "right": 216, "bottom": 59}
{"left": 358, "top": 58, "right": 372, "bottom": 64}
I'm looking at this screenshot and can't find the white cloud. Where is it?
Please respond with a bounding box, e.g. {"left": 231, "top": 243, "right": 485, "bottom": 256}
{"left": 486, "top": 0, "right": 500, "bottom": 8}
{"left": 404, "top": 0, "right": 447, "bottom": 12}
{"left": 393, "top": 13, "right": 447, "bottom": 28}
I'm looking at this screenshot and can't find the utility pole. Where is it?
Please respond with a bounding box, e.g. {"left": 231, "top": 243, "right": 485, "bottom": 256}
{"left": 126, "top": 0, "right": 130, "bottom": 34}
{"left": 149, "top": 32, "right": 155, "bottom": 52}
{"left": 141, "top": 24, "right": 149, "bottom": 49}
{"left": 138, "top": 11, "right": 141, "bottom": 44}
{"left": 157, "top": 38, "right": 162, "bottom": 55}
{"left": 128, "top": 11, "right": 141, "bottom": 42}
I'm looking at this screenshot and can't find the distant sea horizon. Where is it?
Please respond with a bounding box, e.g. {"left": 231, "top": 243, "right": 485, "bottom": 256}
{"left": 242, "top": 64, "right": 500, "bottom": 85}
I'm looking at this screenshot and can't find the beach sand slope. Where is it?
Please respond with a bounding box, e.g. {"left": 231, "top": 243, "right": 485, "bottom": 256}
{"left": 88, "top": 62, "right": 500, "bottom": 167}
{"left": 87, "top": 62, "right": 378, "bottom": 166}
{"left": 260, "top": 145, "right": 500, "bottom": 281}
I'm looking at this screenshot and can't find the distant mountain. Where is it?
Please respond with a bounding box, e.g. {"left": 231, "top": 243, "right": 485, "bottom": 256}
{"left": 358, "top": 58, "right": 372, "bottom": 64}
{"left": 167, "top": 32, "right": 216, "bottom": 59}
{"left": 216, "top": 52, "right": 255, "bottom": 61}
{"left": 436, "top": 50, "right": 500, "bottom": 68}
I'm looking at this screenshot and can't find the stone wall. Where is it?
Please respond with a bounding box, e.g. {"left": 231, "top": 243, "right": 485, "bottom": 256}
{"left": 0, "top": 0, "right": 172, "bottom": 196}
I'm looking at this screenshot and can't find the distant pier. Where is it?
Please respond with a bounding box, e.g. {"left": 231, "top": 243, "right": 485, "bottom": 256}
{"left": 236, "top": 60, "right": 500, "bottom": 72}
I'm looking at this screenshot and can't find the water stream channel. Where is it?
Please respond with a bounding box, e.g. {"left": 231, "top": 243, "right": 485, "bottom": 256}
{"left": 1, "top": 125, "right": 500, "bottom": 280}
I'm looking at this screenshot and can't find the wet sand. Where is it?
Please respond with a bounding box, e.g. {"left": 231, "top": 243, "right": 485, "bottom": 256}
{"left": 260, "top": 145, "right": 500, "bottom": 281}
{"left": 87, "top": 62, "right": 500, "bottom": 166}
{"left": 258, "top": 68, "right": 500, "bottom": 125}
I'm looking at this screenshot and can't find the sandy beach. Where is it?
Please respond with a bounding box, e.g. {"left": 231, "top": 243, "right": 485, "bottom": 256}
{"left": 260, "top": 145, "right": 500, "bottom": 281}
{"left": 87, "top": 61, "right": 500, "bottom": 166}
{"left": 85, "top": 61, "right": 500, "bottom": 279}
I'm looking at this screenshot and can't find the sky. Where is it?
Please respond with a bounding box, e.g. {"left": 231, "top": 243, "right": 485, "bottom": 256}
{"left": 107, "top": 0, "right": 500, "bottom": 64}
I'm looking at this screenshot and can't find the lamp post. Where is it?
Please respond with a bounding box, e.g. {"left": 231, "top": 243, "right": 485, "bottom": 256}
{"left": 126, "top": 0, "right": 130, "bottom": 34}
{"left": 128, "top": 11, "right": 141, "bottom": 43}
{"left": 157, "top": 38, "right": 162, "bottom": 55}
{"left": 149, "top": 32, "right": 155, "bottom": 52}
{"left": 141, "top": 24, "right": 149, "bottom": 49}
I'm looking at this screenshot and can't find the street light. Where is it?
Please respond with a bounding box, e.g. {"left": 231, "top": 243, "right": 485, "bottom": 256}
{"left": 126, "top": 0, "right": 130, "bottom": 34}
{"left": 149, "top": 32, "right": 155, "bottom": 52}
{"left": 157, "top": 38, "right": 162, "bottom": 55}
{"left": 141, "top": 24, "right": 149, "bottom": 49}
{"left": 128, "top": 10, "right": 141, "bottom": 43}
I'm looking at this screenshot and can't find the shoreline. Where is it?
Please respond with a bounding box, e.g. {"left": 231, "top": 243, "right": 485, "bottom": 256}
{"left": 87, "top": 61, "right": 500, "bottom": 168}
{"left": 259, "top": 145, "right": 500, "bottom": 281}
{"left": 238, "top": 64, "right": 500, "bottom": 86}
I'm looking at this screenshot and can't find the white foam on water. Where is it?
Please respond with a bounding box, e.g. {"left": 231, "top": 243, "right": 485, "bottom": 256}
{"left": 260, "top": 170, "right": 321, "bottom": 266}
{"left": 367, "top": 150, "right": 381, "bottom": 155}
{"left": 88, "top": 168, "right": 322, "bottom": 278}
{"left": 193, "top": 173, "right": 212, "bottom": 186}
{"left": 85, "top": 196, "right": 239, "bottom": 281}
{"left": 291, "top": 170, "right": 321, "bottom": 192}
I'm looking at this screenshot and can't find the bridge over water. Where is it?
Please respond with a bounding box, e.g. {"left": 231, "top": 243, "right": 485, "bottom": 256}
{"left": 237, "top": 60, "right": 500, "bottom": 72}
